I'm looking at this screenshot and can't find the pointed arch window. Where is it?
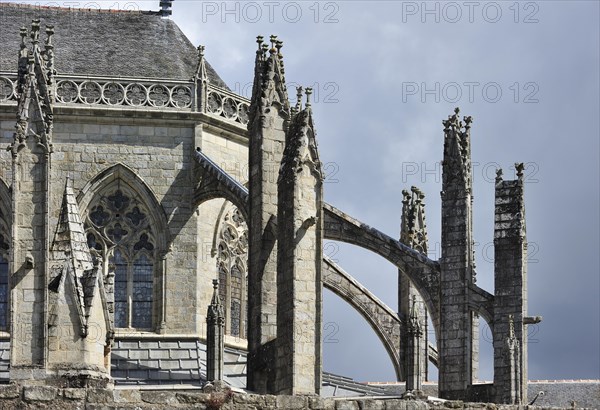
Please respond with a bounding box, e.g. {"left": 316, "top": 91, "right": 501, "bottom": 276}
{"left": 85, "top": 186, "right": 157, "bottom": 330}
{"left": 216, "top": 205, "right": 248, "bottom": 338}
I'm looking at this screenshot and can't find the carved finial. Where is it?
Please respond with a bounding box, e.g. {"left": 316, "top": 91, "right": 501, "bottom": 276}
{"left": 443, "top": 107, "right": 462, "bottom": 130}
{"left": 269, "top": 34, "right": 277, "bottom": 53}
{"left": 305, "top": 87, "right": 313, "bottom": 109}
{"left": 496, "top": 168, "right": 503, "bottom": 184}
{"left": 295, "top": 86, "right": 303, "bottom": 111}
{"left": 20, "top": 26, "right": 28, "bottom": 47}
{"left": 402, "top": 189, "right": 410, "bottom": 203}
{"left": 463, "top": 115, "right": 473, "bottom": 129}
{"left": 195, "top": 44, "right": 210, "bottom": 87}
{"left": 412, "top": 187, "right": 423, "bottom": 206}
{"left": 410, "top": 186, "right": 417, "bottom": 202}
{"left": 45, "top": 25, "right": 54, "bottom": 46}
{"left": 44, "top": 25, "right": 55, "bottom": 81}
{"left": 402, "top": 185, "right": 428, "bottom": 254}
{"left": 30, "top": 19, "right": 40, "bottom": 45}
{"left": 275, "top": 40, "right": 285, "bottom": 74}
{"left": 211, "top": 279, "right": 221, "bottom": 306}
{"left": 261, "top": 43, "right": 269, "bottom": 57}
{"left": 515, "top": 162, "right": 524, "bottom": 179}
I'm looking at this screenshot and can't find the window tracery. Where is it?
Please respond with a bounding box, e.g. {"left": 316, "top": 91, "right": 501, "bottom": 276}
{"left": 216, "top": 205, "right": 248, "bottom": 338}
{"left": 85, "top": 186, "right": 156, "bottom": 330}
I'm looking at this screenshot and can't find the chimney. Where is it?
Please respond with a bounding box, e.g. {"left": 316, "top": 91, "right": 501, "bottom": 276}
{"left": 159, "top": 0, "right": 173, "bottom": 17}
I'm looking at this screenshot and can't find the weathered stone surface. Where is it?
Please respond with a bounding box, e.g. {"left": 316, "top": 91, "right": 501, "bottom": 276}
{"left": 176, "top": 392, "right": 210, "bottom": 404}
{"left": 0, "top": 387, "right": 596, "bottom": 410}
{"left": 443, "top": 400, "right": 464, "bottom": 409}
{"left": 275, "top": 395, "right": 308, "bottom": 409}
{"left": 406, "top": 401, "right": 429, "bottom": 410}
{"left": 439, "top": 110, "right": 478, "bottom": 400}
{"left": 0, "top": 384, "right": 19, "bottom": 399}
{"left": 399, "top": 187, "right": 430, "bottom": 388}
{"left": 246, "top": 38, "right": 288, "bottom": 394}
{"left": 23, "top": 386, "right": 58, "bottom": 402}
{"left": 63, "top": 388, "right": 87, "bottom": 400}
{"left": 309, "top": 396, "right": 335, "bottom": 409}
{"left": 86, "top": 388, "right": 114, "bottom": 404}
{"left": 275, "top": 96, "right": 323, "bottom": 396}
{"left": 358, "top": 398, "right": 386, "bottom": 410}
{"left": 206, "top": 280, "right": 225, "bottom": 383}
{"left": 493, "top": 172, "right": 529, "bottom": 405}
{"left": 384, "top": 399, "right": 407, "bottom": 410}
{"left": 113, "top": 389, "right": 141, "bottom": 403}
{"left": 140, "top": 390, "right": 179, "bottom": 405}
{"left": 336, "top": 400, "right": 360, "bottom": 410}
{"left": 233, "top": 393, "right": 277, "bottom": 407}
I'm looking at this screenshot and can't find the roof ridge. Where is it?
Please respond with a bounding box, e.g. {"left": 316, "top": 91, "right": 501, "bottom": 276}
{"left": 0, "top": 2, "right": 158, "bottom": 14}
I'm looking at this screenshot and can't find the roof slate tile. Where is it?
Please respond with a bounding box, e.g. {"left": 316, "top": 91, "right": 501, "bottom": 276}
{"left": 0, "top": 3, "right": 227, "bottom": 87}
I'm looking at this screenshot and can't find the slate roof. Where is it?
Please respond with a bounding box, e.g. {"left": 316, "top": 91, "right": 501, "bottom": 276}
{"left": 0, "top": 3, "right": 228, "bottom": 86}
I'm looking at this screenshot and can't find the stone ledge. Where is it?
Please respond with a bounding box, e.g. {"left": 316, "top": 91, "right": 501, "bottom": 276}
{"left": 0, "top": 385, "right": 592, "bottom": 410}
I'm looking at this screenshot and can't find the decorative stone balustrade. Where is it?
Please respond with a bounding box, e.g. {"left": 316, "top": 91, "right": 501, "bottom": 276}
{"left": 206, "top": 86, "right": 250, "bottom": 125}
{"left": 0, "top": 75, "right": 16, "bottom": 103}
{"left": 0, "top": 73, "right": 250, "bottom": 127}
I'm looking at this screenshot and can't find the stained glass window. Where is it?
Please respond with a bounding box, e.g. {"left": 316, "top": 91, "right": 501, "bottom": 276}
{"left": 113, "top": 250, "right": 128, "bottom": 328}
{"left": 216, "top": 205, "right": 248, "bottom": 338}
{"left": 132, "top": 255, "right": 153, "bottom": 329}
{"left": 85, "top": 187, "right": 156, "bottom": 330}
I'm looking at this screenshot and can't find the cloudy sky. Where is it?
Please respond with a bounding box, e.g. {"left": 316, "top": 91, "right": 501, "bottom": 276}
{"left": 8, "top": 0, "right": 600, "bottom": 383}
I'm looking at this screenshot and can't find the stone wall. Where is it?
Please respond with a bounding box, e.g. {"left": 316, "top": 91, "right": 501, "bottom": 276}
{"left": 51, "top": 117, "right": 199, "bottom": 335}
{"left": 493, "top": 173, "right": 527, "bottom": 404}
{"left": 0, "top": 384, "right": 592, "bottom": 410}
{"left": 1, "top": 108, "right": 249, "bottom": 341}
